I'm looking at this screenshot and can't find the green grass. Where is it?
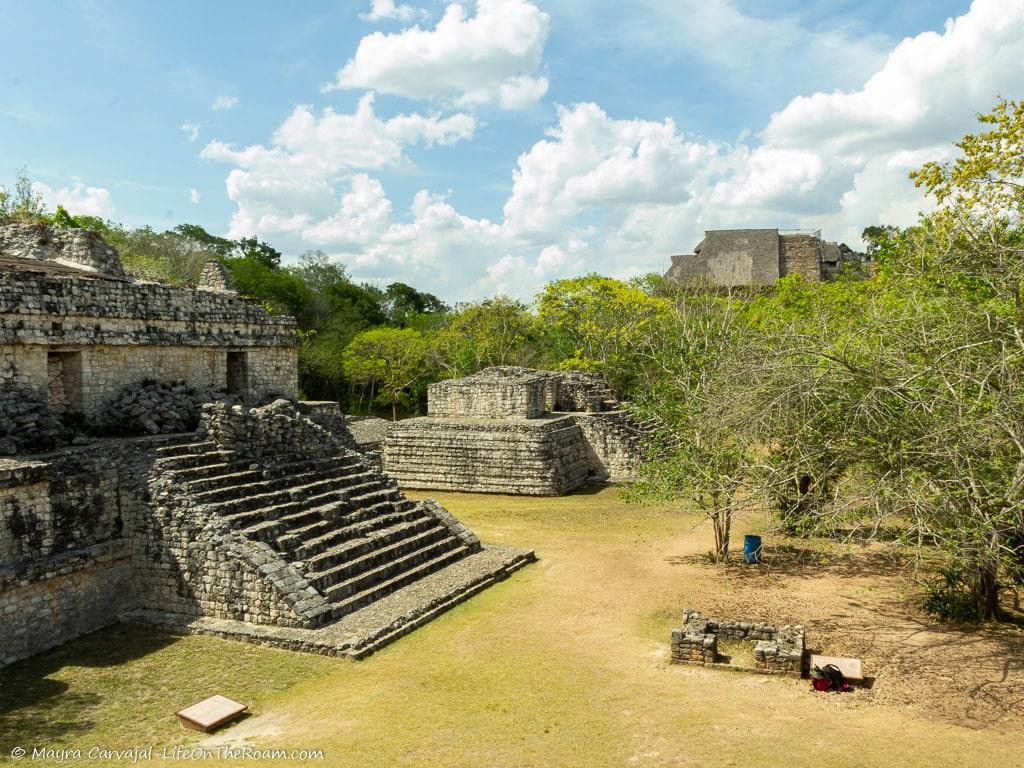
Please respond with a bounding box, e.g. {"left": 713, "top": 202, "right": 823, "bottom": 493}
{"left": 0, "top": 487, "right": 1018, "bottom": 767}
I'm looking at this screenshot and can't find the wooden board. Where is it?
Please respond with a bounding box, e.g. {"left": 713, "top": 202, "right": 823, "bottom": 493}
{"left": 810, "top": 654, "right": 864, "bottom": 681}
{"left": 175, "top": 695, "right": 247, "bottom": 732}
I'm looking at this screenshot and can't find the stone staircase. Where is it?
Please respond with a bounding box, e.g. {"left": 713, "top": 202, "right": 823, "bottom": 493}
{"left": 151, "top": 436, "right": 475, "bottom": 624}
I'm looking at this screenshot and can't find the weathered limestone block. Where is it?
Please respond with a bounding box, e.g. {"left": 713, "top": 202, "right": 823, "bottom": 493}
{"left": 198, "top": 260, "right": 238, "bottom": 295}
{"left": 0, "top": 222, "right": 124, "bottom": 276}
{"left": 429, "top": 368, "right": 549, "bottom": 419}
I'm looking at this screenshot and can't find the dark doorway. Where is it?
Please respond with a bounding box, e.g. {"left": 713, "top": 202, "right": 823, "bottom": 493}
{"left": 47, "top": 350, "right": 83, "bottom": 414}
{"left": 226, "top": 351, "right": 248, "bottom": 397}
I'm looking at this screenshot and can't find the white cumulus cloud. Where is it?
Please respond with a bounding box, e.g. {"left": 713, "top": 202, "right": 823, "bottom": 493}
{"left": 200, "top": 93, "right": 475, "bottom": 240}
{"left": 361, "top": 0, "right": 425, "bottom": 22}
{"left": 189, "top": 188, "right": 200, "bottom": 204}
{"left": 212, "top": 95, "right": 239, "bottom": 111}
{"left": 205, "top": 0, "right": 1024, "bottom": 300}
{"left": 327, "top": 0, "right": 550, "bottom": 110}
{"left": 33, "top": 180, "right": 116, "bottom": 218}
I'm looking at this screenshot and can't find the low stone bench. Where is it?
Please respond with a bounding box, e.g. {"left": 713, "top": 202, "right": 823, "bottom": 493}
{"left": 176, "top": 695, "right": 247, "bottom": 732}
{"left": 809, "top": 654, "right": 864, "bottom": 682}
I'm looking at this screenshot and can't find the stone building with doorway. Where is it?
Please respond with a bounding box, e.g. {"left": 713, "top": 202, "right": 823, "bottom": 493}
{"left": 664, "top": 228, "right": 869, "bottom": 287}
{"left": 0, "top": 221, "right": 297, "bottom": 417}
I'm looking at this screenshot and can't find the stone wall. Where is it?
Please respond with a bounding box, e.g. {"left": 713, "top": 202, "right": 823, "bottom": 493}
{"left": 0, "top": 540, "right": 133, "bottom": 666}
{"left": 664, "top": 228, "right": 868, "bottom": 288}
{"left": 0, "top": 222, "right": 124, "bottom": 276}
{"left": 429, "top": 372, "right": 548, "bottom": 419}
{"left": 0, "top": 263, "right": 298, "bottom": 415}
{"left": 385, "top": 415, "right": 591, "bottom": 495}
{"left": 780, "top": 234, "right": 822, "bottom": 282}
{"left": 0, "top": 343, "right": 297, "bottom": 417}
{"left": 0, "top": 430, "right": 325, "bottom": 666}
{"left": 572, "top": 412, "right": 645, "bottom": 482}
{"left": 705, "top": 229, "right": 782, "bottom": 287}
{"left": 670, "top": 608, "right": 805, "bottom": 677}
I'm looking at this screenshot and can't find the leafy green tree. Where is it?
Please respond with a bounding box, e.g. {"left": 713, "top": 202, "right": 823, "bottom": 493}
{"left": 625, "top": 286, "right": 753, "bottom": 561}
{"left": 744, "top": 100, "right": 1024, "bottom": 619}
{"left": 0, "top": 167, "right": 46, "bottom": 222}
{"left": 431, "top": 297, "right": 537, "bottom": 377}
{"left": 536, "top": 274, "right": 670, "bottom": 396}
{"left": 173, "top": 223, "right": 237, "bottom": 256}
{"left": 343, "top": 327, "right": 431, "bottom": 420}
{"left": 382, "top": 282, "right": 448, "bottom": 327}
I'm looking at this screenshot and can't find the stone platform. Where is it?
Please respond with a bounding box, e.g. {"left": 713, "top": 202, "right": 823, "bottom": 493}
{"left": 122, "top": 544, "right": 534, "bottom": 659}
{"left": 385, "top": 414, "right": 591, "bottom": 495}
{"left": 382, "top": 367, "right": 652, "bottom": 496}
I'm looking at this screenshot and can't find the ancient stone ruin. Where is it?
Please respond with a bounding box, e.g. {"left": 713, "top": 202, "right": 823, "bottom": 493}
{"left": 384, "top": 366, "right": 651, "bottom": 495}
{"left": 670, "top": 609, "right": 805, "bottom": 677}
{"left": 665, "top": 228, "right": 869, "bottom": 287}
{"left": 0, "top": 223, "right": 532, "bottom": 666}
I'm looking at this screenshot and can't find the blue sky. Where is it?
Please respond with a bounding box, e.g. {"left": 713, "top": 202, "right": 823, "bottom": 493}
{"left": 1, "top": 0, "right": 1019, "bottom": 300}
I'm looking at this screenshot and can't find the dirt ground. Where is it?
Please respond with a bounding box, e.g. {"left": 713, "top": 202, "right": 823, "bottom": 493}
{"left": 1, "top": 486, "right": 1021, "bottom": 767}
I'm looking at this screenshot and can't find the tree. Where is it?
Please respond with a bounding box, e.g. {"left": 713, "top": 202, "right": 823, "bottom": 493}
{"left": 431, "top": 297, "right": 537, "bottom": 377}
{"left": 0, "top": 167, "right": 46, "bottom": 222}
{"left": 625, "top": 286, "right": 753, "bottom": 561}
{"left": 536, "top": 274, "right": 670, "bottom": 396}
{"left": 343, "top": 328, "right": 431, "bottom": 420}
{"left": 382, "top": 282, "right": 448, "bottom": 328}
{"left": 744, "top": 100, "right": 1024, "bottom": 619}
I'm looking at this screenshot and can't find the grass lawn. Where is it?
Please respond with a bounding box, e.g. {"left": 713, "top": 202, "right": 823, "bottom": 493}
{"left": 1, "top": 486, "right": 1021, "bottom": 767}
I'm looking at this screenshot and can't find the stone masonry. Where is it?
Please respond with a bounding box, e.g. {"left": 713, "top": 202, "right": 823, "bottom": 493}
{"left": 0, "top": 222, "right": 297, "bottom": 417}
{"left": 670, "top": 608, "right": 805, "bottom": 677}
{"left": 665, "top": 228, "right": 869, "bottom": 287}
{"left": 1, "top": 225, "right": 533, "bottom": 666}
{"left": 384, "top": 367, "right": 651, "bottom": 495}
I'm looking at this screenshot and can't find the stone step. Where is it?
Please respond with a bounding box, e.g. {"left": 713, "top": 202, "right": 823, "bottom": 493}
{"left": 346, "top": 486, "right": 403, "bottom": 508}
{"left": 153, "top": 440, "right": 217, "bottom": 459}
{"left": 165, "top": 461, "right": 236, "bottom": 482}
{"left": 327, "top": 543, "right": 470, "bottom": 620}
{"left": 156, "top": 449, "right": 233, "bottom": 470}
{"left": 184, "top": 468, "right": 265, "bottom": 493}
{"left": 310, "top": 523, "right": 454, "bottom": 594}
{"left": 200, "top": 475, "right": 355, "bottom": 514}
{"left": 296, "top": 512, "right": 431, "bottom": 565}
{"left": 272, "top": 499, "right": 408, "bottom": 553}
{"left": 319, "top": 535, "right": 462, "bottom": 603}
{"left": 217, "top": 487, "right": 352, "bottom": 530}
{"left": 234, "top": 504, "right": 331, "bottom": 541}
{"left": 261, "top": 454, "right": 363, "bottom": 480}
{"left": 189, "top": 468, "right": 345, "bottom": 505}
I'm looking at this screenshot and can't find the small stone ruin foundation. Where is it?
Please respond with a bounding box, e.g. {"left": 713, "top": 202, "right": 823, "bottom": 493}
{"left": 670, "top": 609, "right": 805, "bottom": 677}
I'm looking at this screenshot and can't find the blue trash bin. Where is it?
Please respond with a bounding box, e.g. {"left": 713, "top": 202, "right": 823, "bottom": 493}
{"left": 743, "top": 535, "right": 762, "bottom": 564}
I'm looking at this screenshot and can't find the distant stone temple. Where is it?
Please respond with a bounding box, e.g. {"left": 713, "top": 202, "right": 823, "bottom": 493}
{"left": 664, "top": 228, "right": 869, "bottom": 287}
{"left": 384, "top": 367, "right": 651, "bottom": 495}
{"left": 0, "top": 222, "right": 531, "bottom": 667}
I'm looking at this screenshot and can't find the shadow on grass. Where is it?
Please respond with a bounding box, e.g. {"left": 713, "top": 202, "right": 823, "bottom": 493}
{"left": 0, "top": 624, "right": 176, "bottom": 752}
{"left": 665, "top": 544, "right": 911, "bottom": 580}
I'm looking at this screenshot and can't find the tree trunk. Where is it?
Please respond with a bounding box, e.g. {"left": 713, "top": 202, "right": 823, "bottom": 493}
{"left": 712, "top": 508, "right": 731, "bottom": 562}
{"left": 969, "top": 558, "right": 1000, "bottom": 620}
{"left": 391, "top": 397, "right": 398, "bottom": 421}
